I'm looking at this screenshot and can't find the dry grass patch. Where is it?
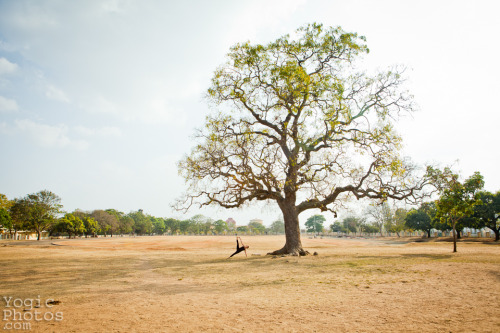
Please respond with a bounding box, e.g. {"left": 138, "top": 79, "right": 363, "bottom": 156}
{"left": 1, "top": 236, "right": 499, "bottom": 332}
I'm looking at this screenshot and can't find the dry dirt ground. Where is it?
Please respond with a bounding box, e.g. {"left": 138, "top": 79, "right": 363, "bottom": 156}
{"left": 1, "top": 235, "right": 499, "bottom": 332}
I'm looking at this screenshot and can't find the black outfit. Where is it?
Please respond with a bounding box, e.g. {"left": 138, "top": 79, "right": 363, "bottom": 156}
{"left": 229, "top": 239, "right": 246, "bottom": 258}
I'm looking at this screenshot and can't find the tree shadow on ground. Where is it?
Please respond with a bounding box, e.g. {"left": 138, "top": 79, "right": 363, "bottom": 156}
{"left": 400, "top": 253, "right": 453, "bottom": 260}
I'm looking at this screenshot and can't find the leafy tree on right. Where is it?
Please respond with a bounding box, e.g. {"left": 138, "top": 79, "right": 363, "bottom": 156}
{"left": 305, "top": 214, "right": 325, "bottom": 235}
{"left": 471, "top": 191, "right": 500, "bottom": 241}
{"left": 435, "top": 171, "right": 484, "bottom": 252}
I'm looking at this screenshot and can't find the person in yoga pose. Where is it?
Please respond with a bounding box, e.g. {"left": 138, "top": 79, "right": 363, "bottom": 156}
{"left": 229, "top": 236, "right": 249, "bottom": 258}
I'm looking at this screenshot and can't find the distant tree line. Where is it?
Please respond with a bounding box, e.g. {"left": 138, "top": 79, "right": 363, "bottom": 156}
{"left": 0, "top": 191, "right": 286, "bottom": 240}
{"left": 304, "top": 171, "right": 499, "bottom": 247}
{"left": 1, "top": 171, "right": 497, "bottom": 248}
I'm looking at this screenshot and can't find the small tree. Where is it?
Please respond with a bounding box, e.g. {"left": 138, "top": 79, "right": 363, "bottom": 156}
{"left": 0, "top": 193, "right": 13, "bottom": 210}
{"left": 305, "top": 215, "right": 325, "bottom": 235}
{"left": 270, "top": 218, "right": 285, "bottom": 234}
{"left": 236, "top": 225, "right": 249, "bottom": 233}
{"left": 436, "top": 171, "right": 484, "bottom": 252}
{"left": 164, "top": 218, "right": 180, "bottom": 235}
{"left": 55, "top": 213, "right": 86, "bottom": 238}
{"left": 388, "top": 208, "right": 407, "bottom": 237}
{"left": 472, "top": 191, "right": 500, "bottom": 241}
{"left": 330, "top": 221, "right": 347, "bottom": 233}
{"left": 91, "top": 210, "right": 119, "bottom": 237}
{"left": 0, "top": 208, "right": 12, "bottom": 235}
{"left": 10, "top": 190, "right": 62, "bottom": 240}
{"left": 361, "top": 223, "right": 380, "bottom": 234}
{"left": 342, "top": 216, "right": 364, "bottom": 235}
{"left": 129, "top": 210, "right": 153, "bottom": 235}
{"left": 367, "top": 202, "right": 393, "bottom": 236}
{"left": 248, "top": 221, "right": 266, "bottom": 234}
{"left": 405, "top": 208, "right": 432, "bottom": 238}
{"left": 151, "top": 217, "right": 166, "bottom": 235}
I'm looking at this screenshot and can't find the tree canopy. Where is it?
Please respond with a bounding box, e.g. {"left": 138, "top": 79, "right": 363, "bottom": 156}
{"left": 305, "top": 214, "right": 325, "bottom": 234}
{"left": 10, "top": 190, "right": 62, "bottom": 240}
{"left": 176, "top": 23, "right": 436, "bottom": 255}
{"left": 471, "top": 191, "right": 500, "bottom": 241}
{"left": 435, "top": 171, "right": 484, "bottom": 252}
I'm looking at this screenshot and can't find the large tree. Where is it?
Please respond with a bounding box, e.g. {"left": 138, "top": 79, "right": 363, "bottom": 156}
{"left": 176, "top": 24, "right": 435, "bottom": 255}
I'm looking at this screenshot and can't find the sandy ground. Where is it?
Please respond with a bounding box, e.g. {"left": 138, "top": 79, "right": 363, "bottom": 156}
{"left": 1, "top": 235, "right": 499, "bottom": 332}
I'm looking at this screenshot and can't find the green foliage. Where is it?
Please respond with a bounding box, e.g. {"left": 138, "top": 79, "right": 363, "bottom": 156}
{"left": 213, "top": 219, "right": 228, "bottom": 234}
{"left": 361, "top": 223, "right": 380, "bottom": 234}
{"left": 248, "top": 221, "right": 266, "bottom": 234}
{"left": 269, "top": 218, "right": 285, "bottom": 234}
{"left": 236, "top": 226, "right": 249, "bottom": 233}
{"left": 164, "top": 218, "right": 180, "bottom": 234}
{"left": 386, "top": 208, "right": 407, "bottom": 236}
{"left": 0, "top": 193, "right": 13, "bottom": 210}
{"left": 342, "top": 216, "right": 361, "bottom": 233}
{"left": 91, "top": 210, "right": 119, "bottom": 236}
{"left": 305, "top": 215, "right": 325, "bottom": 234}
{"left": 471, "top": 191, "right": 500, "bottom": 241}
{"left": 177, "top": 23, "right": 433, "bottom": 254}
{"left": 54, "top": 213, "right": 86, "bottom": 238}
{"left": 0, "top": 207, "right": 12, "bottom": 230}
{"left": 330, "top": 221, "right": 347, "bottom": 233}
{"left": 81, "top": 216, "right": 99, "bottom": 237}
{"left": 151, "top": 217, "right": 166, "bottom": 235}
{"left": 405, "top": 208, "right": 432, "bottom": 236}
{"left": 128, "top": 210, "right": 153, "bottom": 235}
{"left": 9, "top": 190, "right": 62, "bottom": 240}
{"left": 435, "top": 171, "right": 484, "bottom": 251}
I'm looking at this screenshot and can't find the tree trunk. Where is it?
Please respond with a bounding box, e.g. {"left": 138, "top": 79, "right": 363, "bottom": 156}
{"left": 268, "top": 201, "right": 309, "bottom": 256}
{"left": 427, "top": 229, "right": 431, "bottom": 238}
{"left": 452, "top": 224, "right": 457, "bottom": 253}
{"left": 37, "top": 229, "right": 41, "bottom": 241}
{"left": 494, "top": 228, "right": 499, "bottom": 241}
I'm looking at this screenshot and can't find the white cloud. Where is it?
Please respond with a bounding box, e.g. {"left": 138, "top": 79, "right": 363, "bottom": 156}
{"left": 15, "top": 119, "right": 88, "bottom": 150}
{"left": 0, "top": 57, "right": 18, "bottom": 75}
{"left": 45, "top": 84, "right": 70, "bottom": 103}
{"left": 0, "top": 96, "right": 19, "bottom": 112}
{"left": 82, "top": 95, "right": 118, "bottom": 115}
{"left": 74, "top": 125, "right": 122, "bottom": 137}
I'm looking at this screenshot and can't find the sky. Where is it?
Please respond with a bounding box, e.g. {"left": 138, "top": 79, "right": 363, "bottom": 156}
{"left": 0, "top": 0, "right": 499, "bottom": 227}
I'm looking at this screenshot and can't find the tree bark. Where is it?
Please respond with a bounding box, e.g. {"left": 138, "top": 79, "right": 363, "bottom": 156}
{"left": 268, "top": 201, "right": 309, "bottom": 256}
{"left": 427, "top": 229, "right": 431, "bottom": 238}
{"left": 494, "top": 229, "right": 499, "bottom": 241}
{"left": 452, "top": 224, "right": 457, "bottom": 253}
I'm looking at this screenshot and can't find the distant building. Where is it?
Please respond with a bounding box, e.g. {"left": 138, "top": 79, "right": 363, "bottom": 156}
{"left": 249, "top": 218, "right": 264, "bottom": 225}
{"left": 225, "top": 218, "right": 236, "bottom": 230}
{"left": 0, "top": 227, "right": 49, "bottom": 240}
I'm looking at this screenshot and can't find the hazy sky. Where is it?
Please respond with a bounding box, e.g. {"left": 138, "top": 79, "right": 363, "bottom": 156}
{"left": 1, "top": 0, "right": 499, "bottom": 226}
